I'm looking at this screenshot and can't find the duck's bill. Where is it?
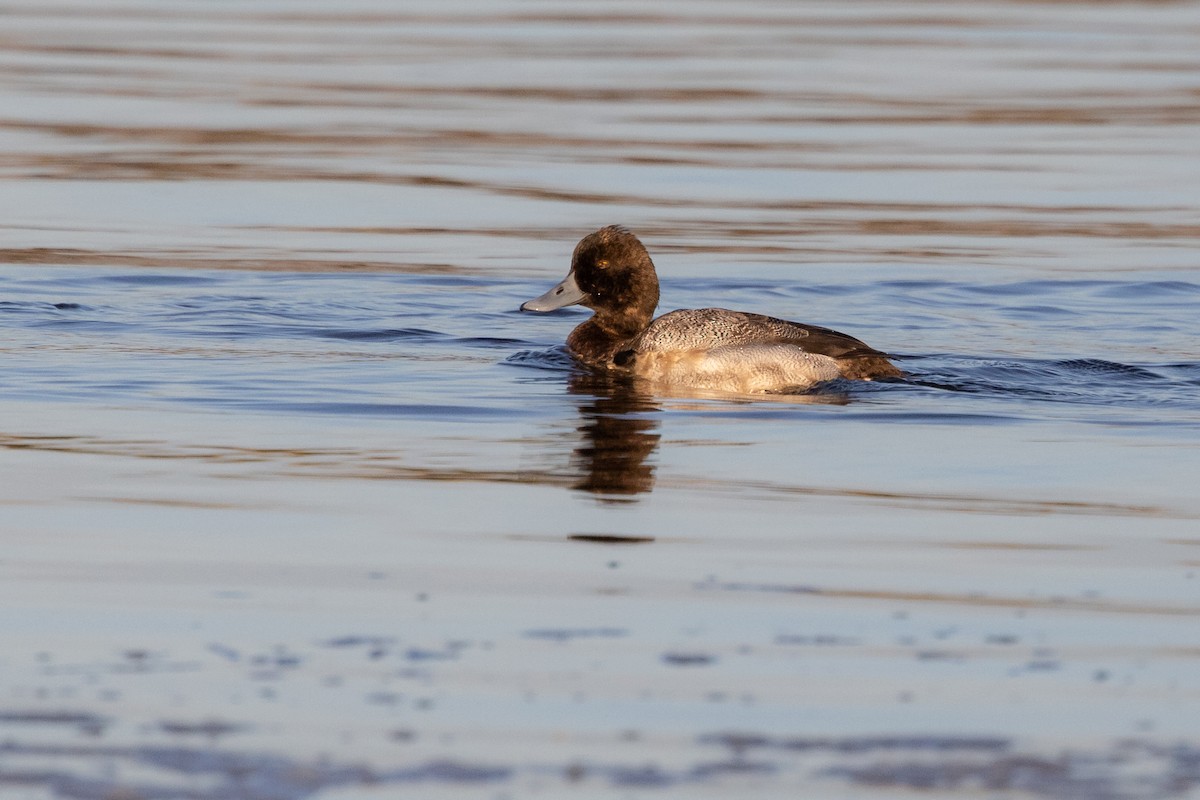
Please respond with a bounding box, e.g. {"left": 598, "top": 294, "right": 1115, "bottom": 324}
{"left": 520, "top": 271, "right": 588, "bottom": 312}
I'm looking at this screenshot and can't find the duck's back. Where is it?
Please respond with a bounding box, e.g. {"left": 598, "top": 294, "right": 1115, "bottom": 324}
{"left": 630, "top": 308, "right": 900, "bottom": 382}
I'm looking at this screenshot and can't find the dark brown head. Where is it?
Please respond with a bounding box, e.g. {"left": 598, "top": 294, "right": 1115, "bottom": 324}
{"left": 521, "top": 225, "right": 660, "bottom": 332}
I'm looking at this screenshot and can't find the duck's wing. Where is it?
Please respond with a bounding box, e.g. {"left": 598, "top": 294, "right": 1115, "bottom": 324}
{"left": 632, "top": 309, "right": 873, "bottom": 356}
{"left": 629, "top": 308, "right": 901, "bottom": 379}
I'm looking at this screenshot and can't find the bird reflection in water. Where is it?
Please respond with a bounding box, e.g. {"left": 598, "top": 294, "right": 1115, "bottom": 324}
{"left": 566, "top": 372, "right": 661, "bottom": 500}
{"left": 561, "top": 372, "right": 855, "bottom": 501}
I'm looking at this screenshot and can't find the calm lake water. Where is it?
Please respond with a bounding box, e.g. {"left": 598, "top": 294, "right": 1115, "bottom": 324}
{"left": 3, "top": 2, "right": 1200, "bottom": 798}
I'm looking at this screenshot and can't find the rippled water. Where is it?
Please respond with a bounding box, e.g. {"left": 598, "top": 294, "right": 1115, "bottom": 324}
{"left": 3, "top": 2, "right": 1200, "bottom": 798}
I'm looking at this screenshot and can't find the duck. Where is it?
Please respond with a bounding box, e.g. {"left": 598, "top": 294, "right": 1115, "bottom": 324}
{"left": 520, "top": 225, "right": 901, "bottom": 393}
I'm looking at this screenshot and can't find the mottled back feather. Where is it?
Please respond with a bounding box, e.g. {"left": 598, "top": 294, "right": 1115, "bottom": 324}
{"left": 631, "top": 309, "right": 901, "bottom": 381}
{"left": 633, "top": 309, "right": 880, "bottom": 359}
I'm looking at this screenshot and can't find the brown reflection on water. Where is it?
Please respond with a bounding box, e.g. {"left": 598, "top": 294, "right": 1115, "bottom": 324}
{"left": 937, "top": 541, "right": 1103, "bottom": 551}
{"left": 566, "top": 373, "right": 661, "bottom": 501}
{"left": 6, "top": 426, "right": 1194, "bottom": 519}
{"left": 0, "top": 431, "right": 576, "bottom": 488}
{"left": 0, "top": 247, "right": 471, "bottom": 274}
{"left": 713, "top": 581, "right": 1200, "bottom": 618}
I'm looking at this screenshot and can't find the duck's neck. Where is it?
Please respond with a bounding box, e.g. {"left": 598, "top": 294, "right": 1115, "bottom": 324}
{"left": 568, "top": 307, "right": 653, "bottom": 368}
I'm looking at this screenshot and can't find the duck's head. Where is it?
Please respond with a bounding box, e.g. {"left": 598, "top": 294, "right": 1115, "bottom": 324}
{"left": 521, "top": 225, "right": 660, "bottom": 326}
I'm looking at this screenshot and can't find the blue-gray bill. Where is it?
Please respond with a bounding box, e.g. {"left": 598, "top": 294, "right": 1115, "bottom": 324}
{"left": 520, "top": 271, "right": 587, "bottom": 312}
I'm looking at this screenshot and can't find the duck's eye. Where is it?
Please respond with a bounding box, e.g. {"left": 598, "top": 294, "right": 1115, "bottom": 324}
{"left": 596, "top": 259, "right": 609, "bottom": 270}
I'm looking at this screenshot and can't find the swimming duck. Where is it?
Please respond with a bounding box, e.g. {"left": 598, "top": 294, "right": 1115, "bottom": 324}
{"left": 521, "top": 225, "right": 901, "bottom": 393}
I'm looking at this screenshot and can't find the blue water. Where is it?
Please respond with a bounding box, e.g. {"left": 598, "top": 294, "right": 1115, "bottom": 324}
{"left": 4, "top": 268, "right": 1198, "bottom": 428}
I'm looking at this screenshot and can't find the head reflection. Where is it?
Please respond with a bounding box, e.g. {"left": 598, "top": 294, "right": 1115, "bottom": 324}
{"left": 566, "top": 372, "right": 661, "bottom": 501}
